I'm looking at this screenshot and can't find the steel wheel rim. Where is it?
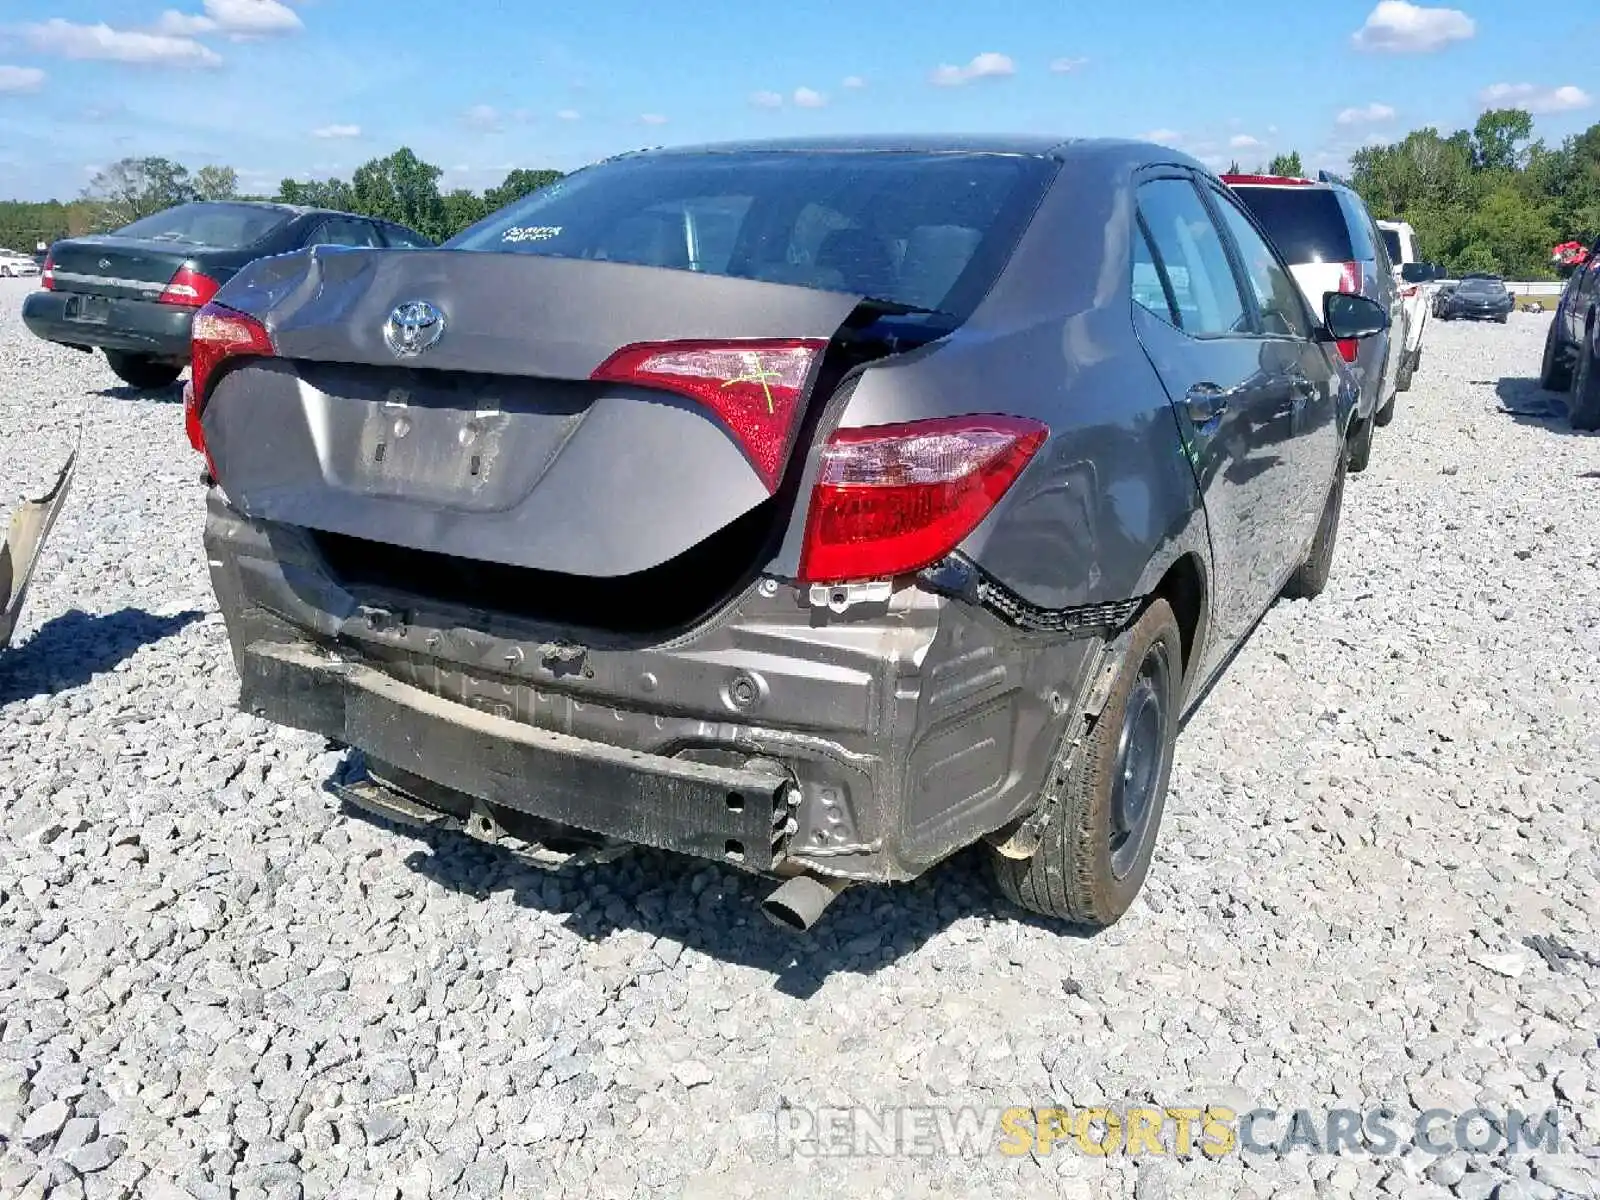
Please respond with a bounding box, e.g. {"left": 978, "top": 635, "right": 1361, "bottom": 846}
{"left": 1109, "top": 645, "right": 1170, "bottom": 879}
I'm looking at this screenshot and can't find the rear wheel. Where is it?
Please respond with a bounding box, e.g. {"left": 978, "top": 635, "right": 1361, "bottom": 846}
{"left": 1540, "top": 319, "right": 1573, "bottom": 392}
{"left": 989, "top": 599, "right": 1182, "bottom": 927}
{"left": 1281, "top": 454, "right": 1346, "bottom": 600}
{"left": 1346, "top": 413, "right": 1374, "bottom": 473}
{"left": 105, "top": 351, "right": 182, "bottom": 391}
{"left": 1570, "top": 329, "right": 1600, "bottom": 432}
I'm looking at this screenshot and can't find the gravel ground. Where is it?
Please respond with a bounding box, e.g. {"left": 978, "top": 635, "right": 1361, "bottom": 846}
{"left": 1, "top": 275, "right": 1597, "bottom": 1200}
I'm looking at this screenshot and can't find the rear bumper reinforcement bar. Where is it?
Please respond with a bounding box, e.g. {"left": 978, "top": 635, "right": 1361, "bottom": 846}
{"left": 238, "top": 639, "right": 798, "bottom": 871}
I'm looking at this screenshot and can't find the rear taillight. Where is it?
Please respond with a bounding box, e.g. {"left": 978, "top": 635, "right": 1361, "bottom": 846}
{"left": 41, "top": 250, "right": 54, "bottom": 291}
{"left": 591, "top": 339, "right": 826, "bottom": 491}
{"left": 159, "top": 264, "right": 221, "bottom": 308}
{"left": 187, "top": 300, "right": 275, "bottom": 478}
{"left": 1335, "top": 262, "right": 1361, "bottom": 363}
{"left": 796, "top": 415, "right": 1048, "bottom": 585}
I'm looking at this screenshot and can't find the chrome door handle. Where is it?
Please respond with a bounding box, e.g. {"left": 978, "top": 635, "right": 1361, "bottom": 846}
{"left": 1183, "top": 383, "right": 1231, "bottom": 425}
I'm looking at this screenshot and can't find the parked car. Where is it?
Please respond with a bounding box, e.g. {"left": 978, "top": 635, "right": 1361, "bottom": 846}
{"left": 1376, "top": 219, "right": 1441, "bottom": 400}
{"left": 186, "top": 136, "right": 1384, "bottom": 931}
{"left": 1436, "top": 274, "right": 1514, "bottom": 323}
{"left": 0, "top": 248, "right": 41, "bottom": 278}
{"left": 1542, "top": 236, "right": 1600, "bottom": 430}
{"left": 1222, "top": 173, "right": 1403, "bottom": 470}
{"left": 22, "top": 202, "right": 434, "bottom": 391}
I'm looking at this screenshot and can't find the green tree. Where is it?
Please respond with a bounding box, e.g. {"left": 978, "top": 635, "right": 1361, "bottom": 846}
{"left": 81, "top": 157, "right": 195, "bottom": 229}
{"left": 1268, "top": 151, "right": 1304, "bottom": 178}
{"left": 349, "top": 147, "right": 447, "bottom": 240}
{"left": 483, "top": 168, "right": 564, "bottom": 214}
{"left": 442, "top": 188, "right": 488, "bottom": 236}
{"left": 276, "top": 177, "right": 355, "bottom": 210}
{"left": 193, "top": 165, "right": 239, "bottom": 201}
{"left": 1472, "top": 108, "right": 1535, "bottom": 174}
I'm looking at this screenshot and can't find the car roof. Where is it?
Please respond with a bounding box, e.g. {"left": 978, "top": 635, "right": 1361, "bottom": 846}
{"left": 611, "top": 134, "right": 1206, "bottom": 170}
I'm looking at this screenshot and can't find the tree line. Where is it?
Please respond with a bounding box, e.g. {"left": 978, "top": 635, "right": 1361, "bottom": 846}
{"left": 3, "top": 111, "right": 1599, "bottom": 279}
{"left": 0, "top": 147, "right": 564, "bottom": 252}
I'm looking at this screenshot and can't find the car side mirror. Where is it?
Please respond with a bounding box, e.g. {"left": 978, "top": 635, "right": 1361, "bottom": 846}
{"left": 1322, "top": 292, "right": 1389, "bottom": 341}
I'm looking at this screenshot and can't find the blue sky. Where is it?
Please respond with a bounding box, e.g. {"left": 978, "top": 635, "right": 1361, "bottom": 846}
{"left": 1, "top": 0, "right": 1597, "bottom": 202}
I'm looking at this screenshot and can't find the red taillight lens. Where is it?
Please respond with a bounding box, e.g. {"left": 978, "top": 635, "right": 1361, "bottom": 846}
{"left": 159, "top": 264, "right": 221, "bottom": 308}
{"left": 797, "top": 415, "right": 1048, "bottom": 585}
{"left": 187, "top": 301, "right": 275, "bottom": 479}
{"left": 1336, "top": 262, "right": 1361, "bottom": 363}
{"left": 590, "top": 339, "right": 826, "bottom": 491}
{"left": 41, "top": 250, "right": 54, "bottom": 291}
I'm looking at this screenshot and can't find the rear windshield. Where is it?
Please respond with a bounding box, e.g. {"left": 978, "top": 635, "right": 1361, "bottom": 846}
{"left": 113, "top": 203, "right": 292, "bottom": 248}
{"left": 1380, "top": 228, "right": 1402, "bottom": 263}
{"left": 445, "top": 151, "right": 1058, "bottom": 318}
{"left": 1228, "top": 187, "right": 1358, "bottom": 266}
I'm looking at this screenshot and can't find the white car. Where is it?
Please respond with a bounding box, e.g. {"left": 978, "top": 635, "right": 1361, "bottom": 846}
{"left": 0, "top": 249, "right": 41, "bottom": 278}
{"left": 1377, "top": 219, "right": 1435, "bottom": 395}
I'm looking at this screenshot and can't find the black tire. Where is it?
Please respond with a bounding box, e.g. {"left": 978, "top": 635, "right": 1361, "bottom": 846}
{"left": 1346, "top": 413, "right": 1374, "bottom": 473}
{"left": 1570, "top": 329, "right": 1600, "bottom": 432}
{"left": 1540, "top": 319, "right": 1573, "bottom": 392}
{"left": 1392, "top": 352, "right": 1413, "bottom": 397}
{"left": 1281, "top": 453, "right": 1346, "bottom": 600}
{"left": 105, "top": 351, "right": 182, "bottom": 391}
{"left": 989, "top": 599, "right": 1183, "bottom": 927}
{"left": 1496, "top": 314, "right": 1509, "bottom": 324}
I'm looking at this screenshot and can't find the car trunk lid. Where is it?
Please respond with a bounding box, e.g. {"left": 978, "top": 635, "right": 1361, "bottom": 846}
{"left": 198, "top": 246, "right": 869, "bottom": 580}
{"left": 46, "top": 235, "right": 202, "bottom": 301}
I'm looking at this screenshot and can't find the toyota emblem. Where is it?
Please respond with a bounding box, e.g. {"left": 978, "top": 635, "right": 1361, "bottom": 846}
{"left": 382, "top": 300, "right": 446, "bottom": 359}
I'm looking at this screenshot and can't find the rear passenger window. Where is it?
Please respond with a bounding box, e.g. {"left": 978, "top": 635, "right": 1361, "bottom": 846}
{"left": 1136, "top": 179, "right": 1249, "bottom": 337}
{"left": 1132, "top": 221, "right": 1176, "bottom": 323}
{"left": 1204, "top": 186, "right": 1313, "bottom": 339}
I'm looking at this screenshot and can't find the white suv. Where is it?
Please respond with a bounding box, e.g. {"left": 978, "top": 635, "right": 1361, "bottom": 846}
{"left": 1377, "top": 219, "right": 1437, "bottom": 396}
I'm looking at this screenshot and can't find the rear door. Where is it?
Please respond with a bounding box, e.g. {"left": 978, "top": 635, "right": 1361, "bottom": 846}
{"left": 1200, "top": 178, "right": 1342, "bottom": 563}
{"left": 1132, "top": 174, "right": 1301, "bottom": 670}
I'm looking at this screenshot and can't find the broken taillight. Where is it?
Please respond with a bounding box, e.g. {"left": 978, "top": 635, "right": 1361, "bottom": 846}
{"left": 186, "top": 300, "right": 275, "bottom": 479}
{"left": 796, "top": 415, "right": 1048, "bottom": 585}
{"left": 1336, "top": 262, "right": 1361, "bottom": 363}
{"left": 159, "top": 264, "right": 221, "bottom": 308}
{"left": 590, "top": 339, "right": 827, "bottom": 491}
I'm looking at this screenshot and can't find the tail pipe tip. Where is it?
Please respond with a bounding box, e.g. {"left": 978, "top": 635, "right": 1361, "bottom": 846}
{"left": 761, "top": 872, "right": 853, "bottom": 932}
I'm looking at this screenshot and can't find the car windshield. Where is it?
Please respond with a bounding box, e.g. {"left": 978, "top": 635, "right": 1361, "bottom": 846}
{"left": 445, "top": 150, "right": 1059, "bottom": 318}
{"left": 113, "top": 203, "right": 292, "bottom": 248}
{"left": 1380, "top": 228, "right": 1402, "bottom": 262}
{"left": 1458, "top": 279, "right": 1503, "bottom": 294}
{"left": 1228, "top": 187, "right": 1357, "bottom": 265}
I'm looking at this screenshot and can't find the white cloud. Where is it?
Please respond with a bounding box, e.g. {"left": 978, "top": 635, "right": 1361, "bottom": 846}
{"left": 930, "top": 52, "right": 1015, "bottom": 86}
{"left": 1336, "top": 102, "right": 1397, "bottom": 125}
{"left": 0, "top": 65, "right": 46, "bottom": 94}
{"left": 1351, "top": 2, "right": 1474, "bottom": 53}
{"left": 462, "top": 104, "right": 502, "bottom": 132}
{"left": 1230, "top": 134, "right": 1264, "bottom": 149}
{"left": 156, "top": 0, "right": 303, "bottom": 41}
{"left": 311, "top": 123, "right": 360, "bottom": 139}
{"left": 750, "top": 90, "right": 784, "bottom": 109}
{"left": 1477, "top": 83, "right": 1593, "bottom": 114}
{"left": 1049, "top": 56, "right": 1088, "bottom": 73}
{"left": 841, "top": 75, "right": 866, "bottom": 90}
{"left": 23, "top": 18, "right": 223, "bottom": 67}
{"left": 556, "top": 109, "right": 580, "bottom": 121}
{"left": 640, "top": 113, "right": 668, "bottom": 125}
{"left": 793, "top": 86, "right": 826, "bottom": 108}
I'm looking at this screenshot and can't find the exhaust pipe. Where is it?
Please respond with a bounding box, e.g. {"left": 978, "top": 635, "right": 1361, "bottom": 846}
{"left": 761, "top": 872, "right": 852, "bottom": 932}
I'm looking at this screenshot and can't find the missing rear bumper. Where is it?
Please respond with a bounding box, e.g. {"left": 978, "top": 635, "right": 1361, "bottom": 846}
{"left": 241, "top": 639, "right": 800, "bottom": 871}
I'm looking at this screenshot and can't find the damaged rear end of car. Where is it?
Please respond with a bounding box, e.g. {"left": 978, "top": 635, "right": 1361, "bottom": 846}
{"left": 194, "top": 143, "right": 1130, "bottom": 927}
